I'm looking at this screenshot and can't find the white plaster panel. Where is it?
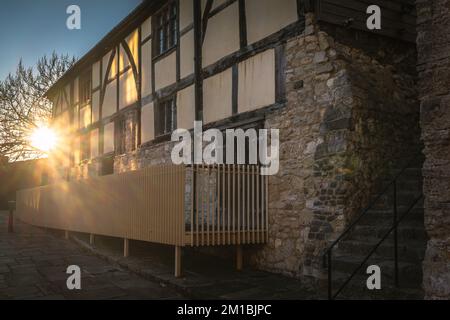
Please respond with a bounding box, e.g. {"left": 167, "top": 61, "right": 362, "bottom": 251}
{"left": 141, "top": 40, "right": 152, "bottom": 97}
{"left": 90, "top": 129, "right": 99, "bottom": 159}
{"left": 246, "top": 0, "right": 298, "bottom": 44}
{"left": 102, "top": 82, "right": 117, "bottom": 119}
{"left": 103, "top": 122, "right": 115, "bottom": 154}
{"left": 180, "top": 30, "right": 195, "bottom": 79}
{"left": 202, "top": 2, "right": 240, "bottom": 67}
{"left": 93, "top": 61, "right": 101, "bottom": 88}
{"left": 141, "top": 102, "right": 155, "bottom": 143}
{"left": 177, "top": 85, "right": 195, "bottom": 130}
{"left": 92, "top": 90, "right": 100, "bottom": 122}
{"left": 154, "top": 51, "right": 177, "bottom": 91}
{"left": 141, "top": 16, "right": 152, "bottom": 40}
{"left": 203, "top": 68, "right": 232, "bottom": 124}
{"left": 119, "top": 69, "right": 138, "bottom": 109}
{"left": 180, "top": 0, "right": 193, "bottom": 31}
{"left": 238, "top": 49, "right": 276, "bottom": 113}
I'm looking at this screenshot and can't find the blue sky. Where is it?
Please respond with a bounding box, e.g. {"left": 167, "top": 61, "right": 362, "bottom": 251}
{"left": 0, "top": 0, "right": 142, "bottom": 80}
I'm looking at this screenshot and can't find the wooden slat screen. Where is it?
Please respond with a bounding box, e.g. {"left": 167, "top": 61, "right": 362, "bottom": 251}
{"left": 16, "top": 165, "right": 186, "bottom": 246}
{"left": 187, "top": 165, "right": 268, "bottom": 246}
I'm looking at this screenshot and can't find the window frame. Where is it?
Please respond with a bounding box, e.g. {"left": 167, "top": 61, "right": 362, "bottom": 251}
{"left": 114, "top": 115, "right": 127, "bottom": 156}
{"left": 155, "top": 96, "right": 177, "bottom": 138}
{"left": 152, "top": 0, "right": 178, "bottom": 58}
{"left": 79, "top": 70, "right": 92, "bottom": 107}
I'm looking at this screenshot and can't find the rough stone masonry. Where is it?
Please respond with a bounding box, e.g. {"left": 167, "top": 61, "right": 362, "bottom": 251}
{"left": 251, "top": 13, "right": 419, "bottom": 281}
{"left": 417, "top": 0, "right": 450, "bottom": 300}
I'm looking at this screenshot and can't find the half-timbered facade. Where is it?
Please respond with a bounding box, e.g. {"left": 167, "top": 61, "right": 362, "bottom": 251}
{"left": 40, "top": 0, "right": 423, "bottom": 289}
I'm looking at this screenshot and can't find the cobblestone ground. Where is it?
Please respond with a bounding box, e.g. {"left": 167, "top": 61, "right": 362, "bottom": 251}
{"left": 0, "top": 212, "right": 184, "bottom": 300}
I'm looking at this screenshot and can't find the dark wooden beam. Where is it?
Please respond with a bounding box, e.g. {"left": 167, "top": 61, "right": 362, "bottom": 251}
{"left": 193, "top": 0, "right": 203, "bottom": 121}
{"left": 239, "top": 0, "right": 247, "bottom": 49}
{"left": 201, "top": 0, "right": 214, "bottom": 45}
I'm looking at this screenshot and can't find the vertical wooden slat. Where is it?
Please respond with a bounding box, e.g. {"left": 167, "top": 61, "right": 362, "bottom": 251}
{"left": 251, "top": 165, "right": 255, "bottom": 244}
{"left": 265, "top": 174, "right": 269, "bottom": 242}
{"left": 259, "top": 175, "right": 266, "bottom": 242}
{"left": 256, "top": 166, "right": 260, "bottom": 243}
{"left": 237, "top": 165, "right": 241, "bottom": 245}
{"left": 201, "top": 164, "right": 205, "bottom": 246}
{"left": 191, "top": 167, "right": 194, "bottom": 246}
{"left": 212, "top": 165, "right": 216, "bottom": 246}
{"left": 196, "top": 165, "right": 199, "bottom": 247}
{"left": 247, "top": 165, "right": 250, "bottom": 244}
{"left": 207, "top": 166, "right": 210, "bottom": 246}
{"left": 227, "top": 164, "right": 231, "bottom": 244}
{"left": 222, "top": 164, "right": 226, "bottom": 245}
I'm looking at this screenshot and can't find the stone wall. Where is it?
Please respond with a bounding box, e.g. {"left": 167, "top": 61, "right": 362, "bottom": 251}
{"left": 416, "top": 0, "right": 450, "bottom": 300}
{"left": 250, "top": 14, "right": 420, "bottom": 280}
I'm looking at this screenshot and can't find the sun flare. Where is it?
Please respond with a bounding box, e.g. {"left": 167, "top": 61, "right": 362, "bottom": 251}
{"left": 30, "top": 126, "right": 58, "bottom": 153}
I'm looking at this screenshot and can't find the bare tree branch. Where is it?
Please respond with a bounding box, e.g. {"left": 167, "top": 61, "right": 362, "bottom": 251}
{"left": 0, "top": 52, "right": 76, "bottom": 161}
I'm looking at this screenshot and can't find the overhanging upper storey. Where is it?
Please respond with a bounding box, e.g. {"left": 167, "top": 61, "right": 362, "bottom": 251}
{"left": 305, "top": 0, "right": 416, "bottom": 43}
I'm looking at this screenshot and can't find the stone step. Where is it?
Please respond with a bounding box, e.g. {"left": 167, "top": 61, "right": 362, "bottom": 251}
{"left": 370, "top": 195, "right": 424, "bottom": 210}
{"left": 357, "top": 207, "right": 424, "bottom": 225}
{"left": 347, "top": 224, "right": 427, "bottom": 242}
{"left": 331, "top": 255, "right": 423, "bottom": 288}
{"left": 388, "top": 167, "right": 423, "bottom": 178}
{"left": 334, "top": 239, "right": 426, "bottom": 262}
{"left": 329, "top": 271, "right": 424, "bottom": 300}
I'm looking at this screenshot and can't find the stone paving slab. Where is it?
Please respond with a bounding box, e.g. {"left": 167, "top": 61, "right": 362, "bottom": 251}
{"left": 0, "top": 212, "right": 184, "bottom": 300}
{"left": 69, "top": 230, "right": 320, "bottom": 300}
{"left": 0, "top": 211, "right": 320, "bottom": 300}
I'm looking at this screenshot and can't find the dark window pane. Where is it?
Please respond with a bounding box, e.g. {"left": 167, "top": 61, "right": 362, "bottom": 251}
{"left": 155, "top": 98, "right": 177, "bottom": 137}
{"left": 153, "top": 1, "right": 178, "bottom": 56}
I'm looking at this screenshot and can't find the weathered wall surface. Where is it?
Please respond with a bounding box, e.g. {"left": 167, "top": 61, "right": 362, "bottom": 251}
{"left": 417, "top": 0, "right": 450, "bottom": 300}
{"left": 248, "top": 14, "right": 419, "bottom": 280}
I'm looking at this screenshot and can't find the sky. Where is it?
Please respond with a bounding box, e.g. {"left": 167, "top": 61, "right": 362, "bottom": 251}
{"left": 0, "top": 0, "right": 143, "bottom": 80}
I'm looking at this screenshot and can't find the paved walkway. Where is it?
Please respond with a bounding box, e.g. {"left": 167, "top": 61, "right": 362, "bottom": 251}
{"left": 0, "top": 211, "right": 320, "bottom": 300}
{"left": 71, "top": 232, "right": 320, "bottom": 300}
{"left": 0, "top": 212, "right": 183, "bottom": 300}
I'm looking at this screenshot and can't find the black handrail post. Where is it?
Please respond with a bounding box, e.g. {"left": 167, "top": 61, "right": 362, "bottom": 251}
{"left": 328, "top": 250, "right": 332, "bottom": 300}
{"left": 393, "top": 181, "right": 399, "bottom": 287}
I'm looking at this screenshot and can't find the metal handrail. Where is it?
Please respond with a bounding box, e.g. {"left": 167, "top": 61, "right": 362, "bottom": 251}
{"left": 323, "top": 159, "right": 423, "bottom": 300}
{"left": 324, "top": 160, "right": 415, "bottom": 254}
{"left": 329, "top": 195, "right": 423, "bottom": 299}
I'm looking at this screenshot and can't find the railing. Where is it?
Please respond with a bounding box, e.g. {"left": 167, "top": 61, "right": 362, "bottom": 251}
{"left": 16, "top": 164, "right": 269, "bottom": 248}
{"left": 323, "top": 161, "right": 423, "bottom": 300}
{"left": 16, "top": 165, "right": 187, "bottom": 246}
{"left": 187, "top": 164, "right": 269, "bottom": 246}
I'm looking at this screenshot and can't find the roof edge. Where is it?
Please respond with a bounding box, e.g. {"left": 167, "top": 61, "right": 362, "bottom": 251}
{"left": 46, "top": 0, "right": 165, "bottom": 98}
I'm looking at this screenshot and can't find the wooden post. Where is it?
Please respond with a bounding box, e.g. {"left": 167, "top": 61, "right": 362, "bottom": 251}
{"left": 64, "top": 231, "right": 69, "bottom": 240}
{"left": 89, "top": 234, "right": 95, "bottom": 246}
{"left": 236, "top": 245, "right": 243, "bottom": 271}
{"left": 124, "top": 238, "right": 129, "bottom": 258}
{"left": 175, "top": 246, "right": 182, "bottom": 278}
{"left": 7, "top": 201, "right": 15, "bottom": 233}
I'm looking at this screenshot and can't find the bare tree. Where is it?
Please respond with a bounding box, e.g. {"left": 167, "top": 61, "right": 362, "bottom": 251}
{"left": 0, "top": 52, "right": 76, "bottom": 161}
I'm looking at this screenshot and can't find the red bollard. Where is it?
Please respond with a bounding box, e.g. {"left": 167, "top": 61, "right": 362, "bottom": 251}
{"left": 8, "top": 201, "right": 15, "bottom": 233}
